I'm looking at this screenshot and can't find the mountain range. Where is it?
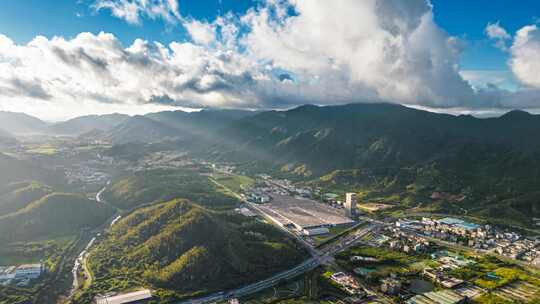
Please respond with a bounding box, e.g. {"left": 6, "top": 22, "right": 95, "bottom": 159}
{"left": 207, "top": 104, "right": 540, "bottom": 172}
{"left": 48, "top": 113, "right": 130, "bottom": 135}
{"left": 0, "top": 128, "right": 16, "bottom": 147}
{"left": 105, "top": 109, "right": 257, "bottom": 144}
{"left": 3, "top": 103, "right": 540, "bottom": 224}
{"left": 197, "top": 103, "right": 540, "bottom": 225}
{"left": 0, "top": 111, "right": 49, "bottom": 134}
{"left": 0, "top": 109, "right": 257, "bottom": 143}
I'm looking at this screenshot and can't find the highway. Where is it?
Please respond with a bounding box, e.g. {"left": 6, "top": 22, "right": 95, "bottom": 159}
{"left": 95, "top": 182, "right": 108, "bottom": 203}
{"left": 176, "top": 224, "right": 377, "bottom": 304}
{"left": 188, "top": 173, "right": 379, "bottom": 304}
{"left": 68, "top": 181, "right": 116, "bottom": 301}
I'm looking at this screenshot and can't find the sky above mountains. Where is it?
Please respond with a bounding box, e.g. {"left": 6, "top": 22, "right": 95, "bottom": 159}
{"left": 0, "top": 0, "right": 539, "bottom": 120}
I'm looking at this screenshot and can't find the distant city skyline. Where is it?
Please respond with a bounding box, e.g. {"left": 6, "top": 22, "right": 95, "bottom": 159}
{"left": 0, "top": 0, "right": 539, "bottom": 120}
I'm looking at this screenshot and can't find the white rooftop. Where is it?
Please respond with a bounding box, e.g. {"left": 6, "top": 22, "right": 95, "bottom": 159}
{"left": 258, "top": 194, "right": 354, "bottom": 229}
{"left": 96, "top": 289, "right": 152, "bottom": 304}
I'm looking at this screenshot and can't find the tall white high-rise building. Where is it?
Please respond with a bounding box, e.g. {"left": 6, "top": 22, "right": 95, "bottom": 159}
{"left": 345, "top": 192, "right": 357, "bottom": 218}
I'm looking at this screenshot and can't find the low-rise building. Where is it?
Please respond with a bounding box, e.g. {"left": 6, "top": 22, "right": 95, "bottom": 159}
{"left": 406, "top": 290, "right": 465, "bottom": 304}
{"left": 235, "top": 207, "right": 257, "bottom": 217}
{"left": 95, "top": 289, "right": 153, "bottom": 304}
{"left": 0, "top": 266, "right": 16, "bottom": 281}
{"left": 330, "top": 272, "right": 363, "bottom": 295}
{"left": 14, "top": 264, "right": 43, "bottom": 280}
{"left": 380, "top": 278, "right": 401, "bottom": 295}
{"left": 303, "top": 227, "right": 330, "bottom": 236}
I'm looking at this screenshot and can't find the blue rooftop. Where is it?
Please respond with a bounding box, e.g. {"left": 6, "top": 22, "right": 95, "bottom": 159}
{"left": 438, "top": 217, "right": 479, "bottom": 230}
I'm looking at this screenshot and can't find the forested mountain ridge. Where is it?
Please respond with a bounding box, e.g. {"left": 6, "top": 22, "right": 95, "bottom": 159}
{"left": 208, "top": 103, "right": 540, "bottom": 173}
{"left": 191, "top": 103, "right": 540, "bottom": 225}
{"left": 0, "top": 193, "right": 114, "bottom": 242}
{"left": 0, "top": 111, "right": 49, "bottom": 134}
{"left": 82, "top": 199, "right": 306, "bottom": 302}
{"left": 48, "top": 113, "right": 129, "bottom": 135}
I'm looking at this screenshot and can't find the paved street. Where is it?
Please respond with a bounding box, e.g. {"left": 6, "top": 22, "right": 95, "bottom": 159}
{"left": 176, "top": 223, "right": 378, "bottom": 304}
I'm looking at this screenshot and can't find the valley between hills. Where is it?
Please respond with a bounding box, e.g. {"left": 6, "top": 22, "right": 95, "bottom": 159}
{"left": 0, "top": 103, "right": 540, "bottom": 304}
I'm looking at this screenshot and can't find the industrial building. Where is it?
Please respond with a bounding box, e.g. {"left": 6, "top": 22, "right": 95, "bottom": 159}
{"left": 0, "top": 264, "right": 43, "bottom": 282}
{"left": 14, "top": 264, "right": 43, "bottom": 279}
{"left": 256, "top": 194, "right": 354, "bottom": 231}
{"left": 302, "top": 227, "right": 330, "bottom": 236}
{"left": 95, "top": 289, "right": 153, "bottom": 304}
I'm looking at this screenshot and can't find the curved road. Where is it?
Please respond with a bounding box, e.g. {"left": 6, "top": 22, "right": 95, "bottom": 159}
{"left": 68, "top": 182, "right": 116, "bottom": 301}
{"left": 175, "top": 224, "right": 376, "bottom": 304}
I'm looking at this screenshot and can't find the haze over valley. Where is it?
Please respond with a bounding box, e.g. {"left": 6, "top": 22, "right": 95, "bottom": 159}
{"left": 1, "top": 1, "right": 540, "bottom": 304}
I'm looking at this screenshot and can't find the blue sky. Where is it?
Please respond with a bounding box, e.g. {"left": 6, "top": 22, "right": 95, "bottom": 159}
{"left": 0, "top": 0, "right": 540, "bottom": 120}
{"left": 1, "top": 0, "right": 538, "bottom": 71}
{"left": 0, "top": 0, "right": 255, "bottom": 45}
{"left": 433, "top": 0, "right": 539, "bottom": 70}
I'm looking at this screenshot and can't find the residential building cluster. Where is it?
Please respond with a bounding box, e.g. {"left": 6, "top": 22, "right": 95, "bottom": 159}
{"left": 0, "top": 263, "right": 44, "bottom": 287}
{"left": 125, "top": 153, "right": 192, "bottom": 172}
{"left": 380, "top": 277, "right": 402, "bottom": 295}
{"left": 251, "top": 175, "right": 314, "bottom": 198}
{"left": 357, "top": 225, "right": 490, "bottom": 301}
{"left": 395, "top": 217, "right": 540, "bottom": 265}
{"left": 64, "top": 162, "right": 110, "bottom": 185}
{"left": 330, "top": 272, "right": 365, "bottom": 296}
{"left": 383, "top": 226, "right": 433, "bottom": 255}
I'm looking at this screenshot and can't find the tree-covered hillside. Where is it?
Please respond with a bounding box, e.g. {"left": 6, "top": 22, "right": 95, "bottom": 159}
{"left": 209, "top": 104, "right": 540, "bottom": 172}
{"left": 0, "top": 193, "right": 114, "bottom": 242}
{"left": 103, "top": 168, "right": 238, "bottom": 210}
{"left": 79, "top": 199, "right": 306, "bottom": 303}
{"left": 0, "top": 182, "right": 52, "bottom": 216}
{"left": 0, "top": 153, "right": 64, "bottom": 186}
{"left": 48, "top": 113, "right": 129, "bottom": 136}
{"left": 193, "top": 103, "right": 540, "bottom": 225}
{"left": 0, "top": 111, "right": 48, "bottom": 134}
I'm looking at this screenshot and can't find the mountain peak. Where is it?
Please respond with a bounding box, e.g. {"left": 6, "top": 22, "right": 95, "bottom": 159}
{"left": 501, "top": 109, "right": 532, "bottom": 120}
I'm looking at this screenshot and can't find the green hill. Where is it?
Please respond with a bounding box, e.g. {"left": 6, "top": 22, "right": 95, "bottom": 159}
{"left": 0, "top": 153, "right": 64, "bottom": 186}
{"left": 48, "top": 113, "right": 129, "bottom": 136}
{"left": 0, "top": 193, "right": 114, "bottom": 242}
{"left": 0, "top": 182, "right": 52, "bottom": 216}
{"left": 209, "top": 104, "right": 540, "bottom": 172}
{"left": 0, "top": 111, "right": 48, "bottom": 134}
{"left": 105, "top": 115, "right": 180, "bottom": 144}
{"left": 103, "top": 168, "right": 237, "bottom": 210}
{"left": 85, "top": 199, "right": 306, "bottom": 302}
{"left": 98, "top": 109, "right": 257, "bottom": 145}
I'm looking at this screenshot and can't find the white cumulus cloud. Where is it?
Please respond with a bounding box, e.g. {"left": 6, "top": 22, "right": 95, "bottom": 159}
{"left": 0, "top": 31, "right": 261, "bottom": 120}
{"left": 92, "top": 0, "right": 181, "bottom": 25}
{"left": 510, "top": 25, "right": 540, "bottom": 88}
{"left": 238, "top": 0, "right": 474, "bottom": 108}
{"left": 485, "top": 22, "right": 511, "bottom": 50}
{"left": 2, "top": 0, "right": 540, "bottom": 120}
{"left": 183, "top": 19, "right": 217, "bottom": 46}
